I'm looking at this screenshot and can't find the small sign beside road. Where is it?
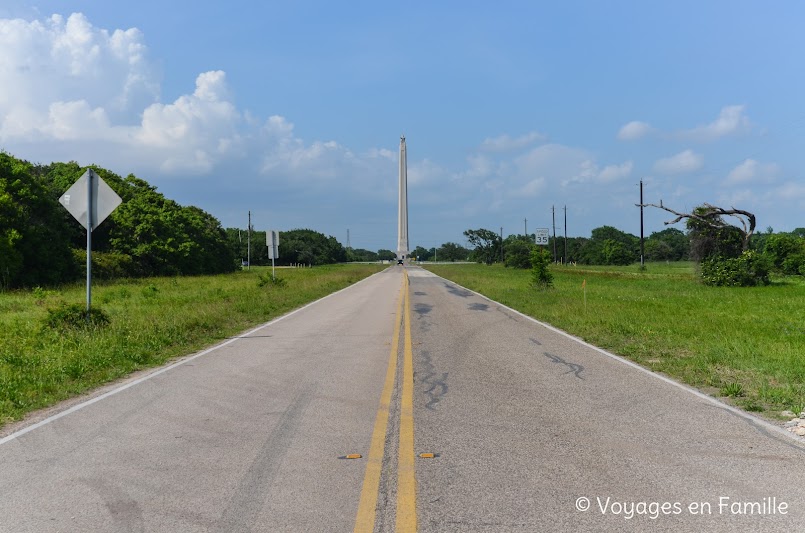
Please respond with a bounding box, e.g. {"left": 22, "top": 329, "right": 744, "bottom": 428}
{"left": 59, "top": 170, "right": 122, "bottom": 231}
{"left": 267, "top": 230, "right": 279, "bottom": 259}
{"left": 535, "top": 228, "right": 550, "bottom": 245}
{"left": 267, "top": 230, "right": 279, "bottom": 280}
{"left": 58, "top": 169, "right": 123, "bottom": 317}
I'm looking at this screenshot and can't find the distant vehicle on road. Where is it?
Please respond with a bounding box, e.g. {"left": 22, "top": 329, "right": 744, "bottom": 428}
{"left": 397, "top": 259, "right": 404, "bottom": 265}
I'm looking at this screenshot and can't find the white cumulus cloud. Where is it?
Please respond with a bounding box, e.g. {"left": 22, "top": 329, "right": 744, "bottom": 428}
{"left": 596, "top": 161, "right": 634, "bottom": 183}
{"left": 723, "top": 158, "right": 779, "bottom": 186}
{"left": 618, "top": 106, "right": 752, "bottom": 144}
{"left": 617, "top": 121, "right": 652, "bottom": 141}
{"left": 0, "top": 12, "right": 399, "bottom": 189}
{"left": 680, "top": 105, "right": 751, "bottom": 142}
{"left": 136, "top": 70, "right": 242, "bottom": 172}
{"left": 652, "top": 150, "right": 703, "bottom": 175}
{"left": 0, "top": 13, "right": 157, "bottom": 122}
{"left": 563, "top": 159, "right": 633, "bottom": 186}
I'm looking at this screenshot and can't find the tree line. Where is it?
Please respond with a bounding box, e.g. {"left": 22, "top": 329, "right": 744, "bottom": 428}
{"left": 226, "top": 228, "right": 347, "bottom": 266}
{"left": 462, "top": 225, "right": 688, "bottom": 267}
{"left": 1, "top": 153, "right": 235, "bottom": 289}
{"left": 1, "top": 152, "right": 382, "bottom": 289}
{"left": 226, "top": 231, "right": 473, "bottom": 265}
{"left": 7, "top": 146, "right": 801, "bottom": 290}
{"left": 462, "top": 214, "right": 805, "bottom": 287}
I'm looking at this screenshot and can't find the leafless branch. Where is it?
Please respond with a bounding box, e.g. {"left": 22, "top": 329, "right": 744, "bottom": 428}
{"left": 636, "top": 201, "right": 756, "bottom": 250}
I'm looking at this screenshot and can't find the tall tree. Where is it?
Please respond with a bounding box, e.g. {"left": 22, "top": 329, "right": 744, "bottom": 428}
{"left": 503, "top": 235, "right": 535, "bottom": 269}
{"left": 277, "top": 229, "right": 346, "bottom": 266}
{"left": 0, "top": 153, "right": 78, "bottom": 287}
{"left": 109, "top": 175, "right": 234, "bottom": 276}
{"left": 646, "top": 228, "right": 688, "bottom": 261}
{"left": 412, "top": 245, "right": 431, "bottom": 261}
{"left": 438, "top": 242, "right": 471, "bottom": 262}
{"left": 377, "top": 249, "right": 396, "bottom": 261}
{"left": 347, "top": 248, "right": 379, "bottom": 262}
{"left": 464, "top": 228, "right": 500, "bottom": 264}
{"left": 573, "top": 226, "right": 637, "bottom": 265}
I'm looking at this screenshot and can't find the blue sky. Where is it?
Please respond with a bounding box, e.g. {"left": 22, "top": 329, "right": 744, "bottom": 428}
{"left": 2, "top": 1, "right": 804, "bottom": 252}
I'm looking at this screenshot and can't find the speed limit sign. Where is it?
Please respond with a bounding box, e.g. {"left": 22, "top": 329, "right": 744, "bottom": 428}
{"left": 535, "top": 229, "right": 549, "bottom": 245}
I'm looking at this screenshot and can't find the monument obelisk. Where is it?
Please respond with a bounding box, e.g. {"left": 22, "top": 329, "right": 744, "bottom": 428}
{"left": 397, "top": 135, "right": 410, "bottom": 262}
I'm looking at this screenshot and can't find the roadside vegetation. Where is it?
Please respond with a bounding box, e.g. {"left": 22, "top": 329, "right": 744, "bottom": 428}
{"left": 425, "top": 262, "right": 805, "bottom": 418}
{"left": 0, "top": 264, "right": 384, "bottom": 429}
{"left": 0, "top": 152, "right": 361, "bottom": 289}
{"left": 0, "top": 154, "right": 237, "bottom": 289}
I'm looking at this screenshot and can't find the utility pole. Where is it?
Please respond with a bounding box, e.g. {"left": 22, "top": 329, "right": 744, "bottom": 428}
{"left": 563, "top": 205, "right": 568, "bottom": 264}
{"left": 552, "top": 206, "right": 557, "bottom": 262}
{"left": 247, "top": 210, "right": 251, "bottom": 271}
{"left": 524, "top": 217, "right": 528, "bottom": 238}
{"left": 639, "top": 180, "right": 645, "bottom": 269}
{"left": 500, "top": 226, "right": 504, "bottom": 263}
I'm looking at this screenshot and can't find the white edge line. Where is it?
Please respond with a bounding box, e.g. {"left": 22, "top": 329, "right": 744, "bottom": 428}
{"left": 0, "top": 268, "right": 390, "bottom": 447}
{"left": 433, "top": 273, "right": 805, "bottom": 447}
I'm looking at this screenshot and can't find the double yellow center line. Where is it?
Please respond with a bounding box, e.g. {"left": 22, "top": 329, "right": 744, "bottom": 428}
{"left": 354, "top": 270, "right": 417, "bottom": 532}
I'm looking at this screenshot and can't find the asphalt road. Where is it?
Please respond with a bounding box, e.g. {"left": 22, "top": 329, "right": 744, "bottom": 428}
{"left": 0, "top": 265, "right": 802, "bottom": 532}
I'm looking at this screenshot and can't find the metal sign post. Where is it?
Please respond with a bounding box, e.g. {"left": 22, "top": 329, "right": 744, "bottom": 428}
{"left": 59, "top": 169, "right": 122, "bottom": 318}
{"left": 267, "top": 230, "right": 280, "bottom": 280}
{"left": 86, "top": 170, "right": 93, "bottom": 315}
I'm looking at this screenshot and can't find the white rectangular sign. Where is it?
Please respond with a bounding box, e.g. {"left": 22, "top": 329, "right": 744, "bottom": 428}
{"left": 535, "top": 228, "right": 550, "bottom": 245}
{"left": 267, "top": 230, "right": 279, "bottom": 259}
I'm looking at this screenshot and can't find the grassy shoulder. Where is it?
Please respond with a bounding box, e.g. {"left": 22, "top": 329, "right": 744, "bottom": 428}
{"left": 0, "top": 264, "right": 386, "bottom": 429}
{"left": 424, "top": 262, "right": 805, "bottom": 418}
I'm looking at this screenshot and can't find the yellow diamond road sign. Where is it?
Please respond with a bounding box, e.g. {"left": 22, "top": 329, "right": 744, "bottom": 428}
{"left": 59, "top": 170, "right": 122, "bottom": 231}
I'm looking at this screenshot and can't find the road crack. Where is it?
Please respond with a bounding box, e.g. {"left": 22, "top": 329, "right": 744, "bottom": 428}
{"left": 543, "top": 351, "right": 584, "bottom": 379}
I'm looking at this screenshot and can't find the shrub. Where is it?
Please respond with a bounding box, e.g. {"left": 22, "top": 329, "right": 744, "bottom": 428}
{"left": 764, "top": 234, "right": 804, "bottom": 270}
{"left": 504, "top": 240, "right": 533, "bottom": 269}
{"left": 530, "top": 247, "right": 553, "bottom": 289}
{"left": 72, "top": 249, "right": 138, "bottom": 279}
{"left": 700, "top": 250, "right": 771, "bottom": 287}
{"left": 781, "top": 253, "right": 805, "bottom": 276}
{"left": 141, "top": 285, "right": 159, "bottom": 298}
{"left": 44, "top": 303, "right": 110, "bottom": 330}
{"left": 601, "top": 239, "right": 634, "bottom": 266}
{"left": 257, "top": 273, "right": 287, "bottom": 287}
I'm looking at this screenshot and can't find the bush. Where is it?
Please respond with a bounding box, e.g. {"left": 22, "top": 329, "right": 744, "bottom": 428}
{"left": 530, "top": 247, "right": 553, "bottom": 289}
{"left": 781, "top": 253, "right": 805, "bottom": 276}
{"left": 72, "top": 249, "right": 139, "bottom": 279}
{"left": 601, "top": 239, "right": 634, "bottom": 265}
{"left": 257, "top": 273, "right": 287, "bottom": 287}
{"left": 44, "top": 303, "right": 110, "bottom": 330}
{"left": 764, "top": 234, "right": 804, "bottom": 270}
{"left": 700, "top": 250, "right": 771, "bottom": 287}
{"left": 504, "top": 240, "right": 533, "bottom": 269}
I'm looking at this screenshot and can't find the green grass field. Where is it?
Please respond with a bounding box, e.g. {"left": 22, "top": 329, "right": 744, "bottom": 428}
{"left": 0, "top": 264, "right": 385, "bottom": 429}
{"left": 424, "top": 262, "right": 805, "bottom": 418}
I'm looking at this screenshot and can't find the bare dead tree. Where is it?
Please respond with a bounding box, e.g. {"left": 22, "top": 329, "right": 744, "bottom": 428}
{"left": 637, "top": 201, "right": 756, "bottom": 251}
